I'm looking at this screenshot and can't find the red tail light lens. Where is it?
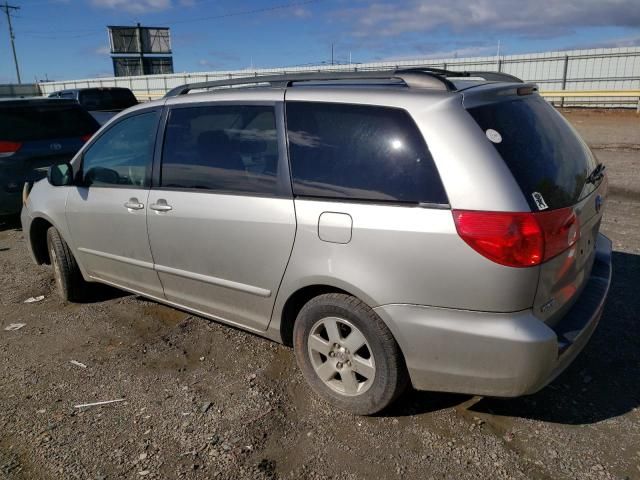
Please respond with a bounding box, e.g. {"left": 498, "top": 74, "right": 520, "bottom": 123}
{"left": 81, "top": 134, "right": 92, "bottom": 142}
{"left": 453, "top": 208, "right": 579, "bottom": 268}
{"left": 0, "top": 140, "right": 22, "bottom": 156}
{"left": 536, "top": 207, "right": 579, "bottom": 261}
{"left": 453, "top": 211, "right": 543, "bottom": 267}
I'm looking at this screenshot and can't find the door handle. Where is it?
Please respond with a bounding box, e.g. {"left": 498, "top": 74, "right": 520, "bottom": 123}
{"left": 124, "top": 198, "right": 144, "bottom": 210}
{"left": 150, "top": 199, "right": 173, "bottom": 212}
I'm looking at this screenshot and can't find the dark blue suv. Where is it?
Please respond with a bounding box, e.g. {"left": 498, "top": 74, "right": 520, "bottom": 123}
{"left": 0, "top": 97, "right": 99, "bottom": 216}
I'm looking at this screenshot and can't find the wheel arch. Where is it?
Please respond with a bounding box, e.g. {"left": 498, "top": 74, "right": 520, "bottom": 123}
{"left": 276, "top": 285, "right": 347, "bottom": 346}
{"left": 29, "top": 216, "right": 54, "bottom": 264}
{"left": 272, "top": 278, "right": 381, "bottom": 347}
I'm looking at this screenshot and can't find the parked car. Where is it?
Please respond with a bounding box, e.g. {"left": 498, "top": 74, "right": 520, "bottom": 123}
{"left": 0, "top": 97, "right": 99, "bottom": 216}
{"left": 48, "top": 87, "right": 138, "bottom": 124}
{"left": 21, "top": 69, "right": 612, "bottom": 415}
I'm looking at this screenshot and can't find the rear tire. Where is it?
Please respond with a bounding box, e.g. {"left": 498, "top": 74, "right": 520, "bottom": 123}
{"left": 46, "top": 226, "right": 86, "bottom": 302}
{"left": 293, "top": 293, "right": 408, "bottom": 415}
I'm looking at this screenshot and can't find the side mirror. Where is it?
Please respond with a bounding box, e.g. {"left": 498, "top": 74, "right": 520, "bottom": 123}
{"left": 47, "top": 162, "right": 73, "bottom": 187}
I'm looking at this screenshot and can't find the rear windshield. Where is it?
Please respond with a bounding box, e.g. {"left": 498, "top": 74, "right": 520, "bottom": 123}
{"left": 0, "top": 104, "right": 99, "bottom": 141}
{"left": 79, "top": 89, "right": 138, "bottom": 111}
{"left": 467, "top": 95, "right": 598, "bottom": 211}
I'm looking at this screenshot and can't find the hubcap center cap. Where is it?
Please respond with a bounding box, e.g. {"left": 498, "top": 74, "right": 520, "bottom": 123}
{"left": 334, "top": 347, "right": 349, "bottom": 363}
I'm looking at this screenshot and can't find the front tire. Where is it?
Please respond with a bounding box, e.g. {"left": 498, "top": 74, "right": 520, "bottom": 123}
{"left": 293, "top": 293, "right": 408, "bottom": 415}
{"left": 46, "top": 226, "right": 86, "bottom": 302}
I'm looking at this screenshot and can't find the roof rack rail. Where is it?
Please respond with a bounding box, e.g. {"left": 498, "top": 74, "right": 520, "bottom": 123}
{"left": 164, "top": 69, "right": 457, "bottom": 97}
{"left": 164, "top": 68, "right": 523, "bottom": 98}
{"left": 396, "top": 67, "right": 524, "bottom": 83}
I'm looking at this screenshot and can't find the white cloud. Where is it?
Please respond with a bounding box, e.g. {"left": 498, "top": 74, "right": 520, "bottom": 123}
{"left": 378, "top": 45, "right": 498, "bottom": 62}
{"left": 91, "top": 0, "right": 171, "bottom": 13}
{"left": 583, "top": 34, "right": 640, "bottom": 49}
{"left": 291, "top": 7, "right": 311, "bottom": 19}
{"left": 94, "top": 46, "right": 111, "bottom": 55}
{"left": 334, "top": 0, "right": 640, "bottom": 38}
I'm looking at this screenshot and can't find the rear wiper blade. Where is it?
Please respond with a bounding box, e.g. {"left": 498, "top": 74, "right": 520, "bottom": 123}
{"left": 586, "top": 163, "right": 606, "bottom": 184}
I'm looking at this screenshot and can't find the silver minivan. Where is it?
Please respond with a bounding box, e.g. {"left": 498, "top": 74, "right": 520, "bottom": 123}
{"left": 21, "top": 69, "right": 612, "bottom": 415}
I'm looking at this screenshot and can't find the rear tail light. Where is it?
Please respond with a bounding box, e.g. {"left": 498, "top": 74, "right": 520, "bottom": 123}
{"left": 536, "top": 208, "right": 579, "bottom": 261}
{"left": 81, "top": 134, "right": 92, "bottom": 142}
{"left": 453, "top": 208, "right": 579, "bottom": 268}
{"left": 0, "top": 140, "right": 22, "bottom": 157}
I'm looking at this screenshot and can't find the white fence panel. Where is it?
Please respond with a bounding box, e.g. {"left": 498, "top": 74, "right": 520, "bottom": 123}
{"left": 37, "top": 47, "right": 640, "bottom": 107}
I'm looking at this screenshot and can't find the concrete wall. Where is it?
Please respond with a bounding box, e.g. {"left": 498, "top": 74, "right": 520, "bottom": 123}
{"left": 0, "top": 83, "right": 41, "bottom": 98}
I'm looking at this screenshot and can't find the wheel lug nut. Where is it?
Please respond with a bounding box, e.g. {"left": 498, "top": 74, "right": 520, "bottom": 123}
{"left": 329, "top": 352, "right": 335, "bottom": 357}
{"left": 336, "top": 362, "right": 343, "bottom": 369}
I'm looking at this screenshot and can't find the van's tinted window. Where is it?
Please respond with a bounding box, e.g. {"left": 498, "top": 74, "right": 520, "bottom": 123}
{"left": 286, "top": 102, "right": 447, "bottom": 204}
{"left": 467, "top": 95, "right": 598, "bottom": 211}
{"left": 79, "top": 89, "right": 138, "bottom": 111}
{"left": 0, "top": 104, "right": 98, "bottom": 141}
{"left": 82, "top": 111, "right": 157, "bottom": 187}
{"left": 160, "top": 105, "right": 279, "bottom": 195}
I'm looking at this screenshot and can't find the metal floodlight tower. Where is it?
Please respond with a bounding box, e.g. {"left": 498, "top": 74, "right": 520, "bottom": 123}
{"left": 107, "top": 24, "right": 174, "bottom": 77}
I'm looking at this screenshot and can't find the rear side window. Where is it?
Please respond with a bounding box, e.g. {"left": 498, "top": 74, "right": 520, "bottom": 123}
{"left": 160, "top": 105, "right": 279, "bottom": 196}
{"left": 0, "top": 104, "right": 98, "bottom": 141}
{"left": 467, "top": 95, "right": 598, "bottom": 211}
{"left": 286, "top": 102, "right": 447, "bottom": 205}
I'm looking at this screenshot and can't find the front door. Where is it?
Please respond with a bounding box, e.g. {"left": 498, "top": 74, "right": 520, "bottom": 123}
{"left": 146, "top": 101, "right": 296, "bottom": 331}
{"left": 66, "top": 109, "right": 165, "bottom": 298}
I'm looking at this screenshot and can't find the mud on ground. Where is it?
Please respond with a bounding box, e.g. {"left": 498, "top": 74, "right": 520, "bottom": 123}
{"left": 1, "top": 109, "right": 639, "bottom": 479}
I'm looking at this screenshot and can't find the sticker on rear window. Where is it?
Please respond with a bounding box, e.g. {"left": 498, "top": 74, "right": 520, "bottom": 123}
{"left": 485, "top": 128, "right": 502, "bottom": 144}
{"left": 532, "top": 192, "right": 549, "bottom": 210}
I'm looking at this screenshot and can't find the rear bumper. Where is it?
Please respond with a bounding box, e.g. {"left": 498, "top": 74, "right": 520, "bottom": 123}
{"left": 0, "top": 189, "right": 21, "bottom": 216}
{"left": 0, "top": 168, "right": 45, "bottom": 216}
{"left": 374, "top": 233, "right": 613, "bottom": 397}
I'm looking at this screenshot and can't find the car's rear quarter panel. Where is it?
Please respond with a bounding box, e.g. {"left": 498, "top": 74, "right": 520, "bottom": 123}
{"left": 275, "top": 88, "right": 541, "bottom": 319}
{"left": 274, "top": 199, "right": 539, "bottom": 313}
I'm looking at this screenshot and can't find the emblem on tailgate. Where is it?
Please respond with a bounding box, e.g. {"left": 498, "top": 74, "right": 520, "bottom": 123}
{"left": 540, "top": 298, "right": 556, "bottom": 313}
{"left": 49, "top": 143, "right": 62, "bottom": 151}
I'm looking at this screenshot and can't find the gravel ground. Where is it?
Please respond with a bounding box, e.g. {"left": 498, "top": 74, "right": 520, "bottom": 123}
{"left": 1, "top": 108, "right": 639, "bottom": 480}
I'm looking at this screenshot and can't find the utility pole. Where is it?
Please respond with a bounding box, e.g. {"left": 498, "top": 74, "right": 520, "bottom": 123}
{"left": 136, "top": 22, "right": 145, "bottom": 75}
{"left": 331, "top": 43, "right": 334, "bottom": 66}
{"left": 1, "top": 1, "right": 21, "bottom": 84}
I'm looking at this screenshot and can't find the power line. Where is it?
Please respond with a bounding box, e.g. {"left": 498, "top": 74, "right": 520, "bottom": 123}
{"left": 21, "top": 31, "right": 101, "bottom": 39}
{"left": 160, "top": 0, "right": 325, "bottom": 25}
{"left": 19, "top": 0, "right": 325, "bottom": 37}
{"left": 1, "top": 1, "right": 21, "bottom": 83}
{"left": 4, "top": 0, "right": 327, "bottom": 73}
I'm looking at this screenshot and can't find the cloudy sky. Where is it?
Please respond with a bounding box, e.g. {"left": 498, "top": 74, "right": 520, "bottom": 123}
{"left": 1, "top": 0, "right": 638, "bottom": 83}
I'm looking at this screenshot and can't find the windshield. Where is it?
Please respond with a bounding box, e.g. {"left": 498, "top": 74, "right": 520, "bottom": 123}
{"left": 79, "top": 89, "right": 138, "bottom": 111}
{"left": 0, "top": 104, "right": 99, "bottom": 141}
{"left": 467, "top": 95, "right": 599, "bottom": 211}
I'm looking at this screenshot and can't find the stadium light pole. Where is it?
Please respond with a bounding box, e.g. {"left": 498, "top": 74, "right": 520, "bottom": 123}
{"left": 1, "top": 1, "right": 21, "bottom": 84}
